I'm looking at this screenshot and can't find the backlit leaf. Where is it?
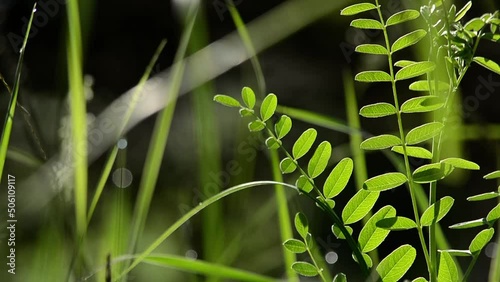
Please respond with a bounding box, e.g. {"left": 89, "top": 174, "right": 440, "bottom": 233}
{"left": 248, "top": 120, "right": 266, "bottom": 132}
{"left": 449, "top": 218, "right": 488, "bottom": 229}
{"left": 386, "top": 10, "right": 420, "bottom": 26}
{"left": 406, "top": 122, "right": 444, "bottom": 145}
{"left": 283, "top": 239, "right": 307, "bottom": 253}
{"left": 391, "top": 146, "right": 433, "bottom": 159}
{"left": 342, "top": 189, "right": 380, "bottom": 224}
{"left": 308, "top": 141, "right": 332, "bottom": 178}
{"left": 353, "top": 252, "right": 373, "bottom": 269}
{"left": 413, "top": 163, "right": 454, "bottom": 183}
{"left": 395, "top": 61, "right": 436, "bottom": 81}
{"left": 214, "top": 95, "right": 241, "bottom": 107}
{"left": 363, "top": 172, "right": 407, "bottom": 191}
{"left": 332, "top": 224, "right": 354, "bottom": 240}
{"left": 469, "top": 228, "right": 494, "bottom": 254}
{"left": 465, "top": 18, "right": 485, "bottom": 33}
{"left": 341, "top": 3, "right": 378, "bottom": 16}
{"left": 360, "top": 135, "right": 402, "bottom": 150}
{"left": 292, "top": 262, "right": 318, "bottom": 277}
{"left": 409, "top": 80, "right": 449, "bottom": 92}
{"left": 437, "top": 251, "right": 459, "bottom": 282}
{"left": 358, "top": 205, "right": 396, "bottom": 252}
{"left": 351, "top": 19, "right": 384, "bottom": 30}
{"left": 377, "top": 245, "right": 416, "bottom": 282}
{"left": 391, "top": 29, "right": 427, "bottom": 53}
{"left": 333, "top": 273, "right": 347, "bottom": 282}
{"left": 412, "top": 278, "right": 428, "bottom": 282}
{"left": 293, "top": 128, "right": 317, "bottom": 160}
{"left": 377, "top": 216, "right": 417, "bottom": 230}
{"left": 486, "top": 203, "right": 500, "bottom": 223}
{"left": 394, "top": 60, "right": 416, "bottom": 68}
{"left": 484, "top": 170, "right": 500, "bottom": 180}
{"left": 296, "top": 175, "right": 314, "bottom": 193}
{"left": 439, "top": 249, "right": 472, "bottom": 257}
{"left": 420, "top": 196, "right": 455, "bottom": 226}
{"left": 356, "top": 44, "right": 389, "bottom": 55}
{"left": 467, "top": 192, "right": 500, "bottom": 202}
{"left": 360, "top": 103, "right": 397, "bottom": 118}
{"left": 324, "top": 158, "right": 353, "bottom": 198}
{"left": 265, "top": 137, "right": 281, "bottom": 150}
{"left": 294, "top": 212, "right": 309, "bottom": 239}
{"left": 473, "top": 57, "right": 500, "bottom": 75}
{"left": 400, "top": 96, "right": 444, "bottom": 113}
{"left": 275, "top": 115, "right": 292, "bottom": 139}
{"left": 441, "top": 158, "right": 480, "bottom": 170}
{"left": 260, "top": 94, "right": 277, "bottom": 122}
{"left": 455, "top": 1, "right": 472, "bottom": 22}
{"left": 241, "top": 87, "right": 256, "bottom": 109}
{"left": 280, "top": 157, "right": 297, "bottom": 174}
{"left": 355, "top": 71, "right": 392, "bottom": 82}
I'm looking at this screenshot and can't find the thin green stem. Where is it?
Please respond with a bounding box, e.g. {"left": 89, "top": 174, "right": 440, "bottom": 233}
{"left": 375, "top": 0, "right": 433, "bottom": 279}
{"left": 463, "top": 254, "right": 479, "bottom": 282}
{"left": 306, "top": 246, "right": 327, "bottom": 282}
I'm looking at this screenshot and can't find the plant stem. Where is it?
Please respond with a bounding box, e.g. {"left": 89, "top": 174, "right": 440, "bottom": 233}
{"left": 375, "top": 0, "right": 433, "bottom": 279}
{"left": 306, "top": 245, "right": 327, "bottom": 282}
{"left": 463, "top": 254, "right": 479, "bottom": 282}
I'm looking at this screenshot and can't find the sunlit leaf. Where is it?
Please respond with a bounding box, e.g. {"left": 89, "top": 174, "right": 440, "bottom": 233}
{"left": 394, "top": 60, "right": 416, "bottom": 68}
{"left": 275, "top": 115, "right": 292, "bottom": 139}
{"left": 484, "top": 170, "right": 500, "bottom": 179}
{"left": 260, "top": 94, "right": 277, "bottom": 122}
{"left": 420, "top": 196, "right": 455, "bottom": 226}
{"left": 265, "top": 137, "right": 281, "bottom": 150}
{"left": 377, "top": 216, "right": 417, "bottom": 230}
{"left": 292, "top": 262, "right": 318, "bottom": 277}
{"left": 449, "top": 218, "right": 488, "bottom": 229}
{"left": 360, "top": 135, "right": 402, "bottom": 150}
{"left": 239, "top": 108, "right": 254, "bottom": 117}
{"left": 324, "top": 158, "right": 353, "bottom": 198}
{"left": 341, "top": 3, "right": 378, "bottom": 16}
{"left": 363, "top": 172, "right": 407, "bottom": 191}
{"left": 486, "top": 203, "right": 500, "bottom": 223}
{"left": 409, "top": 80, "right": 450, "bottom": 92}
{"left": 467, "top": 192, "right": 500, "bottom": 202}
{"left": 455, "top": 1, "right": 472, "bottom": 22}
{"left": 386, "top": 10, "right": 420, "bottom": 26}
{"left": 356, "top": 44, "right": 389, "bottom": 55}
{"left": 241, "top": 87, "right": 256, "bottom": 109}
{"left": 406, "top": 122, "right": 444, "bottom": 145}
{"left": 280, "top": 157, "right": 297, "bottom": 174}
{"left": 413, "top": 163, "right": 454, "bottom": 183}
{"left": 473, "top": 57, "right": 500, "bottom": 75}
{"left": 412, "top": 278, "right": 428, "bottom": 282}
{"left": 355, "top": 71, "right": 392, "bottom": 82}
{"left": 358, "top": 205, "right": 396, "bottom": 252}
{"left": 214, "top": 95, "right": 241, "bottom": 107}
{"left": 395, "top": 61, "right": 436, "bottom": 81}
{"left": 439, "top": 249, "right": 472, "bottom": 257}
{"left": 295, "top": 212, "right": 309, "bottom": 239}
{"left": 377, "top": 245, "right": 416, "bottom": 282}
{"left": 360, "top": 102, "right": 397, "bottom": 118}
{"left": 391, "top": 29, "right": 427, "bottom": 53}
{"left": 400, "top": 96, "right": 444, "bottom": 113}
{"left": 283, "top": 239, "right": 307, "bottom": 253}
{"left": 440, "top": 158, "right": 480, "bottom": 170}
{"left": 248, "top": 120, "right": 266, "bottom": 132}
{"left": 469, "top": 228, "right": 494, "bottom": 254}
{"left": 332, "top": 224, "right": 353, "bottom": 240}
{"left": 391, "top": 146, "right": 433, "bottom": 159}
{"left": 308, "top": 141, "right": 332, "bottom": 178}
{"left": 296, "top": 175, "right": 314, "bottom": 193}
{"left": 437, "top": 251, "right": 459, "bottom": 282}
{"left": 465, "top": 18, "right": 485, "bottom": 33}
{"left": 353, "top": 252, "right": 373, "bottom": 269}
{"left": 342, "top": 189, "right": 380, "bottom": 224}
{"left": 333, "top": 273, "right": 347, "bottom": 282}
{"left": 292, "top": 128, "right": 317, "bottom": 160}
{"left": 351, "top": 19, "right": 384, "bottom": 29}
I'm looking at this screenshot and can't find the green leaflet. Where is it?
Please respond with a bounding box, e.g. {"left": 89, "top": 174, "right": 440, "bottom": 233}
{"left": 437, "top": 252, "right": 459, "bottom": 282}
{"left": 265, "top": 137, "right": 281, "bottom": 150}
{"left": 351, "top": 18, "right": 384, "bottom": 30}
{"left": 439, "top": 249, "right": 472, "bottom": 257}
{"left": 260, "top": 94, "right": 278, "bottom": 122}
{"left": 292, "top": 128, "right": 317, "bottom": 160}
{"left": 467, "top": 192, "right": 500, "bottom": 202}
{"left": 386, "top": 10, "right": 420, "bottom": 26}
{"left": 248, "top": 120, "right": 266, "bottom": 132}
{"left": 341, "top": 3, "right": 377, "bottom": 16}
{"left": 358, "top": 205, "right": 396, "bottom": 253}
{"left": 413, "top": 163, "right": 454, "bottom": 183}
{"left": 449, "top": 218, "right": 488, "bottom": 229}
{"left": 356, "top": 44, "right": 389, "bottom": 55}
{"left": 308, "top": 141, "right": 332, "bottom": 178}
{"left": 409, "top": 80, "right": 449, "bottom": 92}
{"left": 280, "top": 157, "right": 297, "bottom": 174}
{"left": 395, "top": 61, "right": 436, "bottom": 81}
{"left": 359, "top": 102, "right": 397, "bottom": 118}
{"left": 394, "top": 60, "right": 416, "bottom": 68}
{"left": 283, "top": 239, "right": 307, "bottom": 254}
{"left": 440, "top": 158, "right": 480, "bottom": 170}
{"left": 412, "top": 278, "right": 428, "bottom": 282}
{"left": 360, "top": 135, "right": 402, "bottom": 150}
{"left": 473, "top": 57, "right": 500, "bottom": 75}
{"left": 323, "top": 158, "right": 353, "bottom": 198}
{"left": 296, "top": 175, "right": 314, "bottom": 193}
{"left": 484, "top": 170, "right": 500, "bottom": 179}
{"left": 420, "top": 196, "right": 455, "bottom": 227}
{"left": 241, "top": 87, "right": 256, "bottom": 109}
{"left": 363, "top": 172, "right": 408, "bottom": 191}
{"left": 455, "top": 1, "right": 472, "bottom": 22}
{"left": 391, "top": 146, "right": 433, "bottom": 159}
{"left": 400, "top": 96, "right": 444, "bottom": 113}
{"left": 376, "top": 216, "right": 417, "bottom": 231}
{"left": 214, "top": 94, "right": 242, "bottom": 107}
{"left": 332, "top": 224, "right": 354, "bottom": 240}
{"left": 353, "top": 252, "right": 373, "bottom": 268}
{"left": 292, "top": 262, "right": 318, "bottom": 277}
{"left": 355, "top": 71, "right": 392, "bottom": 82}
{"left": 294, "top": 212, "right": 309, "bottom": 239}
{"left": 406, "top": 122, "right": 444, "bottom": 145}
{"left": 377, "top": 245, "right": 416, "bottom": 282}
{"left": 469, "top": 228, "right": 495, "bottom": 254}
{"left": 333, "top": 273, "right": 347, "bottom": 282}
{"left": 275, "top": 115, "right": 292, "bottom": 139}
{"left": 486, "top": 203, "right": 500, "bottom": 223}
{"left": 391, "top": 29, "right": 427, "bottom": 53}
{"left": 342, "top": 189, "right": 380, "bottom": 224}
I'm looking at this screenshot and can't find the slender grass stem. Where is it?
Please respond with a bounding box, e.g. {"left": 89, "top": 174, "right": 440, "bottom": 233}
{"left": 306, "top": 246, "right": 327, "bottom": 282}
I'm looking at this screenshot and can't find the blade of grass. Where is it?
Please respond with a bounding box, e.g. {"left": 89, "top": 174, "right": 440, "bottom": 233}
{"left": 116, "top": 181, "right": 298, "bottom": 281}
{"left": 0, "top": 3, "right": 36, "bottom": 182}
{"left": 127, "top": 4, "right": 198, "bottom": 256}
{"left": 343, "top": 69, "right": 379, "bottom": 266}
